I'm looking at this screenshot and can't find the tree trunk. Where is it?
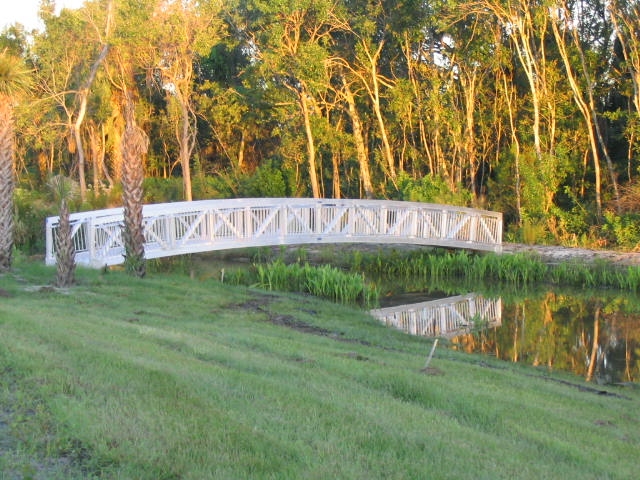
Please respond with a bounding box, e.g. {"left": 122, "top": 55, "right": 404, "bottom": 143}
{"left": 586, "top": 306, "right": 601, "bottom": 382}
{"left": 364, "top": 40, "right": 396, "bottom": 182}
{"left": 460, "top": 67, "right": 479, "bottom": 197}
{"left": 331, "top": 150, "right": 341, "bottom": 199}
{"left": 121, "top": 94, "right": 148, "bottom": 278}
{"left": 175, "top": 90, "right": 196, "bottom": 201}
{"left": 299, "top": 87, "right": 321, "bottom": 198}
{"left": 55, "top": 199, "right": 76, "bottom": 287}
{"left": 342, "top": 77, "right": 374, "bottom": 199}
{"left": 73, "top": 44, "right": 110, "bottom": 202}
{"left": 551, "top": 13, "right": 605, "bottom": 218}
{"left": 0, "top": 99, "right": 15, "bottom": 272}
{"left": 501, "top": 71, "right": 523, "bottom": 226}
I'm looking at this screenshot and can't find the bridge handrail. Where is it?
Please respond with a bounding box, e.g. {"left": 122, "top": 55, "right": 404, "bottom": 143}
{"left": 45, "top": 198, "right": 502, "bottom": 268}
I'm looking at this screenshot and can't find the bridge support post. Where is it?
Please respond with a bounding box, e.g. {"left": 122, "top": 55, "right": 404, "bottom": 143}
{"left": 439, "top": 210, "right": 448, "bottom": 240}
{"left": 279, "top": 203, "right": 288, "bottom": 241}
{"left": 469, "top": 215, "right": 478, "bottom": 244}
{"left": 88, "top": 218, "right": 95, "bottom": 266}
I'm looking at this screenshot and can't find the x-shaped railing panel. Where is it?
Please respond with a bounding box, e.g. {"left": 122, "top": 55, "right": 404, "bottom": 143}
{"left": 45, "top": 198, "right": 502, "bottom": 267}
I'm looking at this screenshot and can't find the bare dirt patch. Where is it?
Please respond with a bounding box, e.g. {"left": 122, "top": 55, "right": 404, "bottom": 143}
{"left": 502, "top": 243, "right": 640, "bottom": 267}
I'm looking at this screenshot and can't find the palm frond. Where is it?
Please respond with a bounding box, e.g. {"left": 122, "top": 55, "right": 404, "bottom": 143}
{"left": 0, "top": 49, "right": 33, "bottom": 99}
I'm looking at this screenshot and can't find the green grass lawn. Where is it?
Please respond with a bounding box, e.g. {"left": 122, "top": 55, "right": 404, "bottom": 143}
{"left": 1, "top": 258, "right": 639, "bottom": 479}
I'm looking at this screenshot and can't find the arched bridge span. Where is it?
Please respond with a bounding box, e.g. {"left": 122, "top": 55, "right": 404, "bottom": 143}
{"left": 45, "top": 198, "right": 502, "bottom": 268}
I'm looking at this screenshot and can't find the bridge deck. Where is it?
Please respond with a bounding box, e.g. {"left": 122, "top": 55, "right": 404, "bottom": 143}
{"left": 45, "top": 198, "right": 502, "bottom": 268}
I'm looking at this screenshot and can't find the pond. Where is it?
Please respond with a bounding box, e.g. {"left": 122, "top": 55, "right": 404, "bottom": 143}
{"left": 377, "top": 288, "right": 640, "bottom": 384}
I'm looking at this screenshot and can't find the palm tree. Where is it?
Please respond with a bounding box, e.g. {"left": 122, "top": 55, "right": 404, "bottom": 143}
{"left": 48, "top": 175, "right": 80, "bottom": 287}
{"left": 121, "top": 93, "right": 148, "bottom": 278}
{"left": 0, "top": 49, "right": 31, "bottom": 272}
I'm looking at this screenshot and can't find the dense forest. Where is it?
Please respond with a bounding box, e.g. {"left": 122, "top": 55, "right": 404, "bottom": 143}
{"left": 2, "top": 0, "right": 640, "bottom": 257}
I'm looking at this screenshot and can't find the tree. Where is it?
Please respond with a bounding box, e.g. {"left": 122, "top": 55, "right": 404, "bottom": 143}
{"left": 610, "top": 0, "right": 640, "bottom": 179}
{"left": 339, "top": 73, "right": 374, "bottom": 197}
{"left": 0, "top": 50, "right": 31, "bottom": 271}
{"left": 550, "top": 1, "right": 619, "bottom": 218}
{"left": 120, "top": 92, "right": 148, "bottom": 277}
{"left": 33, "top": 2, "right": 113, "bottom": 202}
{"left": 48, "top": 174, "right": 79, "bottom": 287}
{"left": 242, "top": 0, "right": 345, "bottom": 198}
{"left": 153, "top": 0, "right": 222, "bottom": 201}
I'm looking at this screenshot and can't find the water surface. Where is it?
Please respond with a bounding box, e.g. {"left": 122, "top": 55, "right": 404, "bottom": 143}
{"left": 381, "top": 287, "right": 640, "bottom": 383}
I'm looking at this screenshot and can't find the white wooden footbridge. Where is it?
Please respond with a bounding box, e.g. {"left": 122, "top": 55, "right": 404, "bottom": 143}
{"left": 370, "top": 293, "right": 502, "bottom": 339}
{"left": 45, "top": 198, "right": 502, "bottom": 268}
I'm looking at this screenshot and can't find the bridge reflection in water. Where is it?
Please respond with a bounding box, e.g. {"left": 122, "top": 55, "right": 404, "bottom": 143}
{"left": 370, "top": 293, "right": 502, "bottom": 339}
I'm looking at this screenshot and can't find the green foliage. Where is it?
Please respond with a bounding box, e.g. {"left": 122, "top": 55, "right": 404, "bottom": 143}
{"left": 0, "top": 49, "right": 32, "bottom": 98}
{"left": 395, "top": 172, "right": 472, "bottom": 206}
{"left": 8, "top": 0, "right": 640, "bottom": 245}
{"left": 13, "top": 188, "right": 57, "bottom": 254}
{"left": 229, "top": 259, "right": 379, "bottom": 307}
{"left": 602, "top": 211, "right": 640, "bottom": 249}
{"left": 82, "top": 184, "right": 123, "bottom": 210}
{"left": 143, "top": 177, "right": 184, "bottom": 203}
{"left": 237, "top": 160, "right": 289, "bottom": 198}
{"left": 352, "top": 248, "right": 640, "bottom": 293}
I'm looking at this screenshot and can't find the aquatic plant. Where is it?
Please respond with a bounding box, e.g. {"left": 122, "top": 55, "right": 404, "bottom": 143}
{"left": 348, "top": 249, "right": 640, "bottom": 292}
{"left": 236, "top": 260, "right": 379, "bottom": 307}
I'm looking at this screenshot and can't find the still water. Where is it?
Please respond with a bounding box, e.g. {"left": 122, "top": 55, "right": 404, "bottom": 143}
{"left": 376, "top": 288, "right": 640, "bottom": 384}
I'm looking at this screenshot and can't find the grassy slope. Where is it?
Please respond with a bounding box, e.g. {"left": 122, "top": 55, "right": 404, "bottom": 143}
{"left": 1, "top": 259, "right": 639, "bottom": 479}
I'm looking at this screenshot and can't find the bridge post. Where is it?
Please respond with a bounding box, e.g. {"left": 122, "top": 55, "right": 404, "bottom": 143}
{"left": 347, "top": 204, "right": 354, "bottom": 236}
{"left": 244, "top": 206, "right": 252, "bottom": 239}
{"left": 408, "top": 309, "right": 417, "bottom": 335}
{"left": 314, "top": 203, "right": 321, "bottom": 235}
{"left": 380, "top": 204, "right": 387, "bottom": 235}
{"left": 467, "top": 295, "right": 476, "bottom": 319}
{"left": 45, "top": 217, "right": 55, "bottom": 266}
{"left": 409, "top": 208, "right": 418, "bottom": 239}
{"left": 279, "top": 203, "right": 288, "bottom": 240}
{"left": 207, "top": 210, "right": 215, "bottom": 243}
{"left": 88, "top": 218, "right": 96, "bottom": 266}
{"left": 469, "top": 215, "right": 478, "bottom": 243}
{"left": 166, "top": 215, "right": 175, "bottom": 249}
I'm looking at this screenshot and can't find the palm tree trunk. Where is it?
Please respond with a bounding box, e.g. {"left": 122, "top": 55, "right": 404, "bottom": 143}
{"left": 121, "top": 94, "right": 148, "bottom": 277}
{"left": 55, "top": 199, "right": 76, "bottom": 287}
{"left": 0, "top": 99, "right": 15, "bottom": 272}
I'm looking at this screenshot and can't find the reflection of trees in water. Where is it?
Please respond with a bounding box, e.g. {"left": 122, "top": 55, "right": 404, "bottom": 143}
{"left": 450, "top": 291, "right": 640, "bottom": 383}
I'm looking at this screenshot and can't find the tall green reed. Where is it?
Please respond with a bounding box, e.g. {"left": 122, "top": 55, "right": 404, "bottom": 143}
{"left": 234, "top": 260, "right": 379, "bottom": 307}
{"left": 349, "top": 248, "right": 640, "bottom": 292}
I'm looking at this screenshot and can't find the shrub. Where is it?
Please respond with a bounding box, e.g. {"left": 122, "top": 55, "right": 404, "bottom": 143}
{"left": 143, "top": 177, "right": 184, "bottom": 203}
{"left": 13, "top": 188, "right": 57, "bottom": 255}
{"left": 395, "top": 172, "right": 472, "bottom": 206}
{"left": 601, "top": 211, "right": 640, "bottom": 249}
{"left": 237, "top": 160, "right": 288, "bottom": 198}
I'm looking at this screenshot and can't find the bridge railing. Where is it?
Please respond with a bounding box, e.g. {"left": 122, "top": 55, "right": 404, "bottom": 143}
{"left": 45, "top": 198, "right": 502, "bottom": 268}
{"left": 370, "top": 293, "right": 502, "bottom": 339}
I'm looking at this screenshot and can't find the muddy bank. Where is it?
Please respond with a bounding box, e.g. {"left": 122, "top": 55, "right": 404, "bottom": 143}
{"left": 502, "top": 243, "right": 640, "bottom": 267}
